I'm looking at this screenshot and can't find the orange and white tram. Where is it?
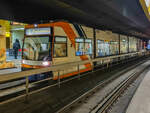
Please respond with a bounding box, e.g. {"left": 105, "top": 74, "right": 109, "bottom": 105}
{"left": 21, "top": 21, "right": 146, "bottom": 80}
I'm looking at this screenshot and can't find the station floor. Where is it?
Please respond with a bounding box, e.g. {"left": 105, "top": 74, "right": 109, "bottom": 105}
{"left": 6, "top": 51, "right": 21, "bottom": 62}
{"left": 0, "top": 51, "right": 22, "bottom": 75}
{"left": 0, "top": 68, "right": 21, "bottom": 75}
{"left": 126, "top": 69, "right": 150, "bottom": 113}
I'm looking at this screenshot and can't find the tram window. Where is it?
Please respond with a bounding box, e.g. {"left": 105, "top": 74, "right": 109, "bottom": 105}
{"left": 54, "top": 37, "right": 67, "bottom": 57}
{"left": 75, "top": 38, "right": 92, "bottom": 56}
{"left": 97, "top": 40, "right": 105, "bottom": 57}
{"left": 23, "top": 36, "right": 49, "bottom": 61}
{"left": 104, "top": 42, "right": 110, "bottom": 56}
{"left": 129, "top": 37, "right": 137, "bottom": 52}
{"left": 75, "top": 38, "right": 84, "bottom": 56}
{"left": 85, "top": 39, "right": 92, "bottom": 55}
{"left": 110, "top": 41, "right": 119, "bottom": 55}
{"left": 120, "top": 35, "right": 128, "bottom": 54}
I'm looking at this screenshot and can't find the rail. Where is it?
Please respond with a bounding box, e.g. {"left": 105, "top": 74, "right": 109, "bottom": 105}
{"left": 0, "top": 51, "right": 149, "bottom": 105}
{"left": 91, "top": 63, "right": 148, "bottom": 113}
{"left": 57, "top": 58, "right": 150, "bottom": 113}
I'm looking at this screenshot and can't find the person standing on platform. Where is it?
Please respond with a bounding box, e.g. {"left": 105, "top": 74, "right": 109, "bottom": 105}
{"left": 13, "top": 39, "right": 20, "bottom": 59}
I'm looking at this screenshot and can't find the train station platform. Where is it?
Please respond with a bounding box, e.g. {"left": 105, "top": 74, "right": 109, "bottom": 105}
{"left": 126, "top": 69, "right": 150, "bottom": 113}
{"left": 0, "top": 67, "right": 21, "bottom": 75}
{"left": 0, "top": 59, "right": 21, "bottom": 75}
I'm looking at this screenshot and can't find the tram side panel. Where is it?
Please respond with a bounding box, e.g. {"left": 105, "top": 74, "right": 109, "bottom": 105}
{"left": 52, "top": 24, "right": 92, "bottom": 80}
{"left": 21, "top": 21, "right": 147, "bottom": 81}
{"left": 95, "top": 30, "right": 119, "bottom": 65}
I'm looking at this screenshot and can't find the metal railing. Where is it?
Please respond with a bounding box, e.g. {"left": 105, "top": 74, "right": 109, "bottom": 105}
{"left": 0, "top": 52, "right": 147, "bottom": 83}
{"left": 0, "top": 51, "right": 149, "bottom": 104}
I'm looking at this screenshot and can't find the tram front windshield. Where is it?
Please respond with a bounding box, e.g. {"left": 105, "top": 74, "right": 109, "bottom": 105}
{"left": 23, "top": 36, "right": 50, "bottom": 61}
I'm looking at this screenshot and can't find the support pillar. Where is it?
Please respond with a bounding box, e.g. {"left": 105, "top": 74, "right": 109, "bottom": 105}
{"left": 93, "top": 28, "right": 96, "bottom": 59}
{"left": 127, "top": 36, "right": 129, "bottom": 53}
{"left": 119, "top": 34, "right": 121, "bottom": 55}
{"left": 0, "top": 20, "right": 13, "bottom": 69}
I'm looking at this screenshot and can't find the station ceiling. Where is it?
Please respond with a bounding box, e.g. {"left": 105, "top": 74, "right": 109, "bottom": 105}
{"left": 0, "top": 0, "right": 150, "bottom": 39}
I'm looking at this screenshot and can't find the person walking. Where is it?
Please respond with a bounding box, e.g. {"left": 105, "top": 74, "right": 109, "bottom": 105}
{"left": 13, "top": 39, "right": 20, "bottom": 59}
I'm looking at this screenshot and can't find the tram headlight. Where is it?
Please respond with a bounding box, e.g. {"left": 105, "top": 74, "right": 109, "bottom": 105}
{"left": 22, "top": 60, "right": 25, "bottom": 64}
{"left": 42, "top": 61, "right": 49, "bottom": 66}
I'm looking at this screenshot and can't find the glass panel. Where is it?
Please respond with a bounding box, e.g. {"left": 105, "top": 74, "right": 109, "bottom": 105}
{"left": 76, "top": 43, "right": 84, "bottom": 56}
{"left": 85, "top": 42, "right": 92, "bottom": 54}
{"left": 110, "top": 41, "right": 119, "bottom": 55}
{"left": 129, "top": 37, "right": 137, "bottom": 52}
{"left": 54, "top": 37, "right": 67, "bottom": 57}
{"left": 23, "top": 36, "right": 50, "bottom": 61}
{"left": 97, "top": 40, "right": 105, "bottom": 56}
{"left": 54, "top": 43, "right": 67, "bottom": 57}
{"left": 120, "top": 35, "right": 128, "bottom": 53}
{"left": 104, "top": 42, "right": 110, "bottom": 56}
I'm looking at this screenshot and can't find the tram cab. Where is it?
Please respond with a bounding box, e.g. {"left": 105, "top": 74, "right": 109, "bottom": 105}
{"left": 22, "top": 27, "right": 53, "bottom": 70}
{"left": 21, "top": 22, "right": 93, "bottom": 80}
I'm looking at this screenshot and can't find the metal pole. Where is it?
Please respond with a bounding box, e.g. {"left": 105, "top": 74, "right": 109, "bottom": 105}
{"left": 93, "top": 28, "right": 96, "bottom": 59}
{"left": 127, "top": 36, "right": 129, "bottom": 53}
{"left": 119, "top": 34, "right": 121, "bottom": 55}
{"left": 25, "top": 76, "right": 29, "bottom": 101}
{"left": 92, "top": 62, "right": 94, "bottom": 72}
{"left": 107, "top": 60, "right": 109, "bottom": 68}
{"left": 58, "top": 71, "right": 60, "bottom": 88}
{"left": 78, "top": 64, "right": 80, "bottom": 80}
{"left": 102, "top": 60, "right": 104, "bottom": 65}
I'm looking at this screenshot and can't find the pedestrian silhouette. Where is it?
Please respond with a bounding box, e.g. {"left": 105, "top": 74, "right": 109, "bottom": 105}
{"left": 13, "top": 39, "right": 20, "bottom": 59}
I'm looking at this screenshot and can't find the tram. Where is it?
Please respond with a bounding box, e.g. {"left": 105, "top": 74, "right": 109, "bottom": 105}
{"left": 21, "top": 21, "right": 146, "bottom": 80}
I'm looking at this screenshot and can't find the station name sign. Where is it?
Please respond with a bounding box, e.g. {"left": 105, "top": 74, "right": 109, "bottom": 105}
{"left": 26, "top": 28, "right": 51, "bottom": 36}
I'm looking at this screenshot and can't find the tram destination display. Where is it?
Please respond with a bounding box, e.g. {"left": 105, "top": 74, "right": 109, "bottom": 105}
{"left": 25, "top": 27, "right": 51, "bottom": 36}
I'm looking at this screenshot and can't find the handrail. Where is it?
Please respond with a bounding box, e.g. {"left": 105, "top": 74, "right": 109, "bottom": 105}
{"left": 0, "top": 51, "right": 146, "bottom": 83}
{"left": 0, "top": 51, "right": 149, "bottom": 105}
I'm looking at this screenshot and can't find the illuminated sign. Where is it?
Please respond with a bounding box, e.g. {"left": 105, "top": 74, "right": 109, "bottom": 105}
{"left": 5, "top": 32, "right": 10, "bottom": 37}
{"left": 145, "top": 0, "right": 150, "bottom": 7}
{"left": 144, "top": 0, "right": 150, "bottom": 14}
{"left": 140, "top": 0, "right": 150, "bottom": 20}
{"left": 26, "top": 28, "right": 51, "bottom": 36}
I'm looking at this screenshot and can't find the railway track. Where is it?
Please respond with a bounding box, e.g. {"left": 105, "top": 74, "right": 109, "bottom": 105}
{"left": 56, "top": 60, "right": 150, "bottom": 113}
{"left": 91, "top": 65, "right": 148, "bottom": 113}
{"left": 0, "top": 55, "right": 149, "bottom": 113}
{"left": 0, "top": 55, "right": 146, "bottom": 103}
